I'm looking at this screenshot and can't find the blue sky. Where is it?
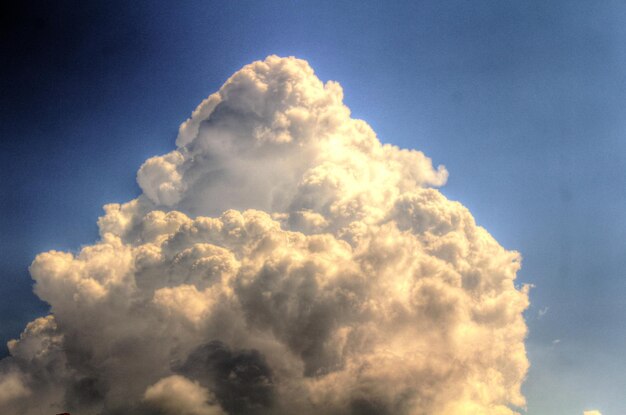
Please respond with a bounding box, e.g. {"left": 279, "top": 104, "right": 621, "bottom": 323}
{"left": 1, "top": 1, "right": 625, "bottom": 413}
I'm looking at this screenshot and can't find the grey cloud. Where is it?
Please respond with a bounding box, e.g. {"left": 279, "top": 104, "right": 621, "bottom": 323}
{"left": 177, "top": 341, "right": 274, "bottom": 414}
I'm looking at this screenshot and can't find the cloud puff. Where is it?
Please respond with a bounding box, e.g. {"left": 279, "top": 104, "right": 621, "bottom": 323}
{"left": 0, "top": 371, "right": 30, "bottom": 405}
{"left": 583, "top": 411, "right": 602, "bottom": 415}
{"left": 0, "top": 56, "right": 529, "bottom": 414}
{"left": 143, "top": 375, "right": 225, "bottom": 415}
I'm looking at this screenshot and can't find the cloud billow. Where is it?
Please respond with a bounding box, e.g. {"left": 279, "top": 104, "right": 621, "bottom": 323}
{"left": 0, "top": 56, "right": 529, "bottom": 414}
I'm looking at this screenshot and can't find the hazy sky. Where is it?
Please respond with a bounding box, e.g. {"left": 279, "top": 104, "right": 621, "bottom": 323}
{"left": 1, "top": 1, "right": 625, "bottom": 413}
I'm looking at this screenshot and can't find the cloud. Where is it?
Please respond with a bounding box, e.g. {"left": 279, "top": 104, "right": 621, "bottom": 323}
{"left": 0, "top": 56, "right": 529, "bottom": 414}
{"left": 143, "top": 375, "right": 225, "bottom": 415}
{"left": 584, "top": 411, "right": 602, "bottom": 415}
{"left": 0, "top": 371, "right": 30, "bottom": 405}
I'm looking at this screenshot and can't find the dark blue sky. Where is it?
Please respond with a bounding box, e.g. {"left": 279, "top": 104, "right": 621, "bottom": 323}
{"left": 2, "top": 1, "right": 625, "bottom": 412}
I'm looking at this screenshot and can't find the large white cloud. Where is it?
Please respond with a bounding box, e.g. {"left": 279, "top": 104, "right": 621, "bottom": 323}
{"left": 0, "top": 56, "right": 529, "bottom": 414}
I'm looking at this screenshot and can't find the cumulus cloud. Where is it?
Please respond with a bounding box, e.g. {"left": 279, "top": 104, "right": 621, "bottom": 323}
{"left": 0, "top": 371, "right": 30, "bottom": 405}
{"left": 143, "top": 375, "right": 225, "bottom": 415}
{"left": 0, "top": 56, "right": 529, "bottom": 414}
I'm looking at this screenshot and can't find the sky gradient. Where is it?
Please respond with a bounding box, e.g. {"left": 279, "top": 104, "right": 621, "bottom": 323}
{"left": 2, "top": 1, "right": 626, "bottom": 413}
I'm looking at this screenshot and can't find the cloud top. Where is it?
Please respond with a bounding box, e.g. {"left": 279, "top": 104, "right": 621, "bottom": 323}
{"left": 0, "top": 56, "right": 529, "bottom": 415}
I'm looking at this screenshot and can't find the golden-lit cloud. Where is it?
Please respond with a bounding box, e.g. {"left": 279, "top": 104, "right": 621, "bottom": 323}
{"left": 0, "top": 56, "right": 529, "bottom": 414}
